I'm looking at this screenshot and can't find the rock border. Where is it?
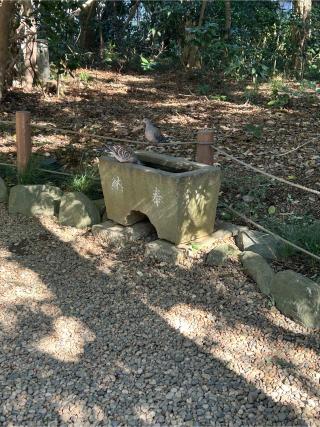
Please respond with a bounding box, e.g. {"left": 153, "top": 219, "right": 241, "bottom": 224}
{"left": 1, "top": 176, "right": 319, "bottom": 329}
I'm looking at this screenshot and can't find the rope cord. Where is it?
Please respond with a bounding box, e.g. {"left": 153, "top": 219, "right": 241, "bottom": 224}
{"left": 221, "top": 202, "right": 320, "bottom": 262}
{"left": 1, "top": 119, "right": 319, "bottom": 195}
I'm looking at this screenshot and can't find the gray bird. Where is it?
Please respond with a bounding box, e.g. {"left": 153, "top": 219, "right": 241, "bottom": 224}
{"left": 143, "top": 118, "right": 168, "bottom": 144}
{"left": 108, "top": 145, "right": 141, "bottom": 164}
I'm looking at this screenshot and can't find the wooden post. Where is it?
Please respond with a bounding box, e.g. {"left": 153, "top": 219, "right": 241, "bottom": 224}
{"left": 16, "top": 111, "right": 31, "bottom": 174}
{"left": 196, "top": 129, "right": 214, "bottom": 165}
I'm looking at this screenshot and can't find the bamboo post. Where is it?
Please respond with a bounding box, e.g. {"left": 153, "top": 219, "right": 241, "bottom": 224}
{"left": 16, "top": 111, "right": 31, "bottom": 174}
{"left": 196, "top": 129, "right": 214, "bottom": 165}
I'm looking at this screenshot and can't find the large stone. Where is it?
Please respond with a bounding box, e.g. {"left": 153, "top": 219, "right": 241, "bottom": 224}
{"left": 236, "top": 229, "right": 287, "bottom": 260}
{"left": 8, "top": 184, "right": 62, "bottom": 216}
{"left": 241, "top": 251, "right": 275, "bottom": 295}
{"left": 59, "top": 192, "right": 101, "bottom": 228}
{"left": 145, "top": 239, "right": 186, "bottom": 264}
{"left": 99, "top": 151, "right": 221, "bottom": 245}
{"left": 92, "top": 220, "right": 155, "bottom": 246}
{"left": 0, "top": 177, "right": 8, "bottom": 202}
{"left": 178, "top": 230, "right": 233, "bottom": 253}
{"left": 270, "top": 270, "right": 320, "bottom": 329}
{"left": 206, "top": 243, "right": 240, "bottom": 266}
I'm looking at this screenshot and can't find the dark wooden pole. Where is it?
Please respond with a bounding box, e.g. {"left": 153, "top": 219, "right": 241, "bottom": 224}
{"left": 196, "top": 129, "right": 214, "bottom": 165}
{"left": 16, "top": 111, "right": 31, "bottom": 174}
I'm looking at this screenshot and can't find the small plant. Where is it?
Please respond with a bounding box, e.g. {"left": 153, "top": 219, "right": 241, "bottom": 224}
{"left": 280, "top": 220, "right": 320, "bottom": 257}
{"left": 244, "top": 124, "right": 263, "bottom": 138}
{"left": 243, "top": 85, "right": 259, "bottom": 103}
{"left": 68, "top": 171, "right": 95, "bottom": 194}
{"left": 17, "top": 156, "right": 41, "bottom": 185}
{"left": 189, "top": 242, "right": 201, "bottom": 251}
{"left": 209, "top": 94, "right": 227, "bottom": 101}
{"left": 197, "top": 83, "right": 211, "bottom": 95}
{"left": 78, "top": 71, "right": 93, "bottom": 84}
{"left": 267, "top": 78, "right": 291, "bottom": 108}
{"left": 103, "top": 42, "right": 122, "bottom": 69}
{"left": 140, "top": 55, "right": 157, "bottom": 72}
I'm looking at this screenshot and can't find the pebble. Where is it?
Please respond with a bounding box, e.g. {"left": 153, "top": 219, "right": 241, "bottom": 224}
{"left": 0, "top": 205, "right": 318, "bottom": 425}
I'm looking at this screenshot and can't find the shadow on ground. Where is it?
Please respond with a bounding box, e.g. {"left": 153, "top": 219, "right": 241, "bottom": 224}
{"left": 0, "top": 205, "right": 318, "bottom": 425}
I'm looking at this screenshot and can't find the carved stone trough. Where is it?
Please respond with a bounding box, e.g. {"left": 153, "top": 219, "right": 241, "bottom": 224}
{"left": 99, "top": 151, "right": 221, "bottom": 245}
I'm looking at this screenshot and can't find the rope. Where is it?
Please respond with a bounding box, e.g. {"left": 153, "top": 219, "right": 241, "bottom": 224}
{"left": 1, "top": 159, "right": 318, "bottom": 262}
{"left": 1, "top": 119, "right": 319, "bottom": 195}
{"left": 221, "top": 202, "right": 320, "bottom": 262}
{"left": 0, "top": 120, "right": 194, "bottom": 147}
{"left": 0, "top": 162, "right": 100, "bottom": 181}
{"left": 213, "top": 146, "right": 320, "bottom": 197}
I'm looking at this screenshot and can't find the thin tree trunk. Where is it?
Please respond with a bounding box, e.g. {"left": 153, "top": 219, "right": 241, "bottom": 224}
{"left": 198, "top": 0, "right": 207, "bottom": 27}
{"left": 224, "top": 0, "right": 231, "bottom": 40}
{"left": 99, "top": 22, "right": 105, "bottom": 59}
{"left": 0, "top": 0, "right": 15, "bottom": 101}
{"left": 125, "top": 0, "right": 140, "bottom": 28}
{"left": 21, "top": 0, "right": 37, "bottom": 90}
{"left": 183, "top": 0, "right": 208, "bottom": 68}
{"left": 79, "top": 0, "right": 97, "bottom": 51}
{"left": 293, "top": 0, "right": 312, "bottom": 77}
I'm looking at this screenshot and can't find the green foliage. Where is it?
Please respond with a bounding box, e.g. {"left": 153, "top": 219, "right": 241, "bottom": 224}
{"left": 209, "top": 94, "right": 227, "bottom": 101}
{"left": 35, "top": 0, "right": 81, "bottom": 77}
{"left": 140, "top": 55, "right": 157, "bottom": 72}
{"left": 223, "top": 169, "right": 320, "bottom": 258}
{"left": 244, "top": 124, "right": 263, "bottom": 138}
{"left": 243, "top": 85, "right": 259, "bottom": 103}
{"left": 267, "top": 78, "right": 291, "bottom": 108}
{"left": 78, "top": 71, "right": 93, "bottom": 84}
{"left": 103, "top": 42, "right": 122, "bottom": 68}
{"left": 23, "top": 0, "right": 319, "bottom": 81}
{"left": 17, "top": 156, "right": 41, "bottom": 185}
{"left": 269, "top": 218, "right": 320, "bottom": 257}
{"left": 67, "top": 170, "right": 97, "bottom": 195}
{"left": 197, "top": 83, "right": 211, "bottom": 95}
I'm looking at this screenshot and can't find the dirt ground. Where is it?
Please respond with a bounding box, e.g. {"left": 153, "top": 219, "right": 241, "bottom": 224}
{"left": 1, "top": 69, "right": 319, "bottom": 275}
{"left": 0, "top": 71, "right": 320, "bottom": 425}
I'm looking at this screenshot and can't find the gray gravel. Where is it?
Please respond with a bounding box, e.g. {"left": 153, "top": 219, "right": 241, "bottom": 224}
{"left": 0, "top": 205, "right": 319, "bottom": 426}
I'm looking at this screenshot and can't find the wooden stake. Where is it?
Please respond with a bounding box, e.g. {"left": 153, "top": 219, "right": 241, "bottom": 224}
{"left": 16, "top": 111, "right": 31, "bottom": 174}
{"left": 196, "top": 129, "right": 214, "bottom": 165}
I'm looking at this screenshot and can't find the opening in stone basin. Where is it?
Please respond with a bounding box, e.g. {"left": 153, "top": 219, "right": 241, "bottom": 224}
{"left": 136, "top": 152, "right": 202, "bottom": 174}
{"left": 126, "top": 210, "right": 158, "bottom": 239}
{"left": 140, "top": 161, "right": 192, "bottom": 173}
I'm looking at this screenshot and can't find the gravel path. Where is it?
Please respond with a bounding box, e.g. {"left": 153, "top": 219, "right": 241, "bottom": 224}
{"left": 0, "top": 205, "right": 319, "bottom": 426}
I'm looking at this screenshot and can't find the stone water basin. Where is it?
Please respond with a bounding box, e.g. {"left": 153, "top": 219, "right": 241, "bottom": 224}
{"left": 99, "top": 151, "right": 221, "bottom": 245}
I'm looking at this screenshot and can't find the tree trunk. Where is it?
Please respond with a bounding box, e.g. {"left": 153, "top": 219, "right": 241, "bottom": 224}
{"left": 293, "top": 0, "right": 312, "bottom": 76}
{"left": 79, "top": 0, "right": 97, "bottom": 51}
{"left": 124, "top": 0, "right": 140, "bottom": 28}
{"left": 21, "top": 0, "right": 37, "bottom": 90}
{"left": 182, "top": 0, "right": 208, "bottom": 69}
{"left": 224, "top": 0, "right": 231, "bottom": 40}
{"left": 0, "top": 0, "right": 15, "bottom": 101}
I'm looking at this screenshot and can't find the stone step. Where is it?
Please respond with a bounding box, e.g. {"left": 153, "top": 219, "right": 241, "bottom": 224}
{"left": 145, "top": 239, "right": 186, "bottom": 265}
{"left": 92, "top": 220, "right": 156, "bottom": 247}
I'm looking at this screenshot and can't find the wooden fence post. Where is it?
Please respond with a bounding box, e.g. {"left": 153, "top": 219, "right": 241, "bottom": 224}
{"left": 16, "top": 111, "right": 31, "bottom": 174}
{"left": 196, "top": 129, "right": 214, "bottom": 165}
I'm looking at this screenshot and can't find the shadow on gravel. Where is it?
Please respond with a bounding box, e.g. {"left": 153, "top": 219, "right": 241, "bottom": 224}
{"left": 0, "top": 208, "right": 317, "bottom": 425}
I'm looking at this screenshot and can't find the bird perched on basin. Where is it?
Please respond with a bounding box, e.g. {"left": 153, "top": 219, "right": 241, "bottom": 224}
{"left": 143, "top": 118, "right": 168, "bottom": 144}
{"left": 108, "top": 144, "right": 142, "bottom": 164}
